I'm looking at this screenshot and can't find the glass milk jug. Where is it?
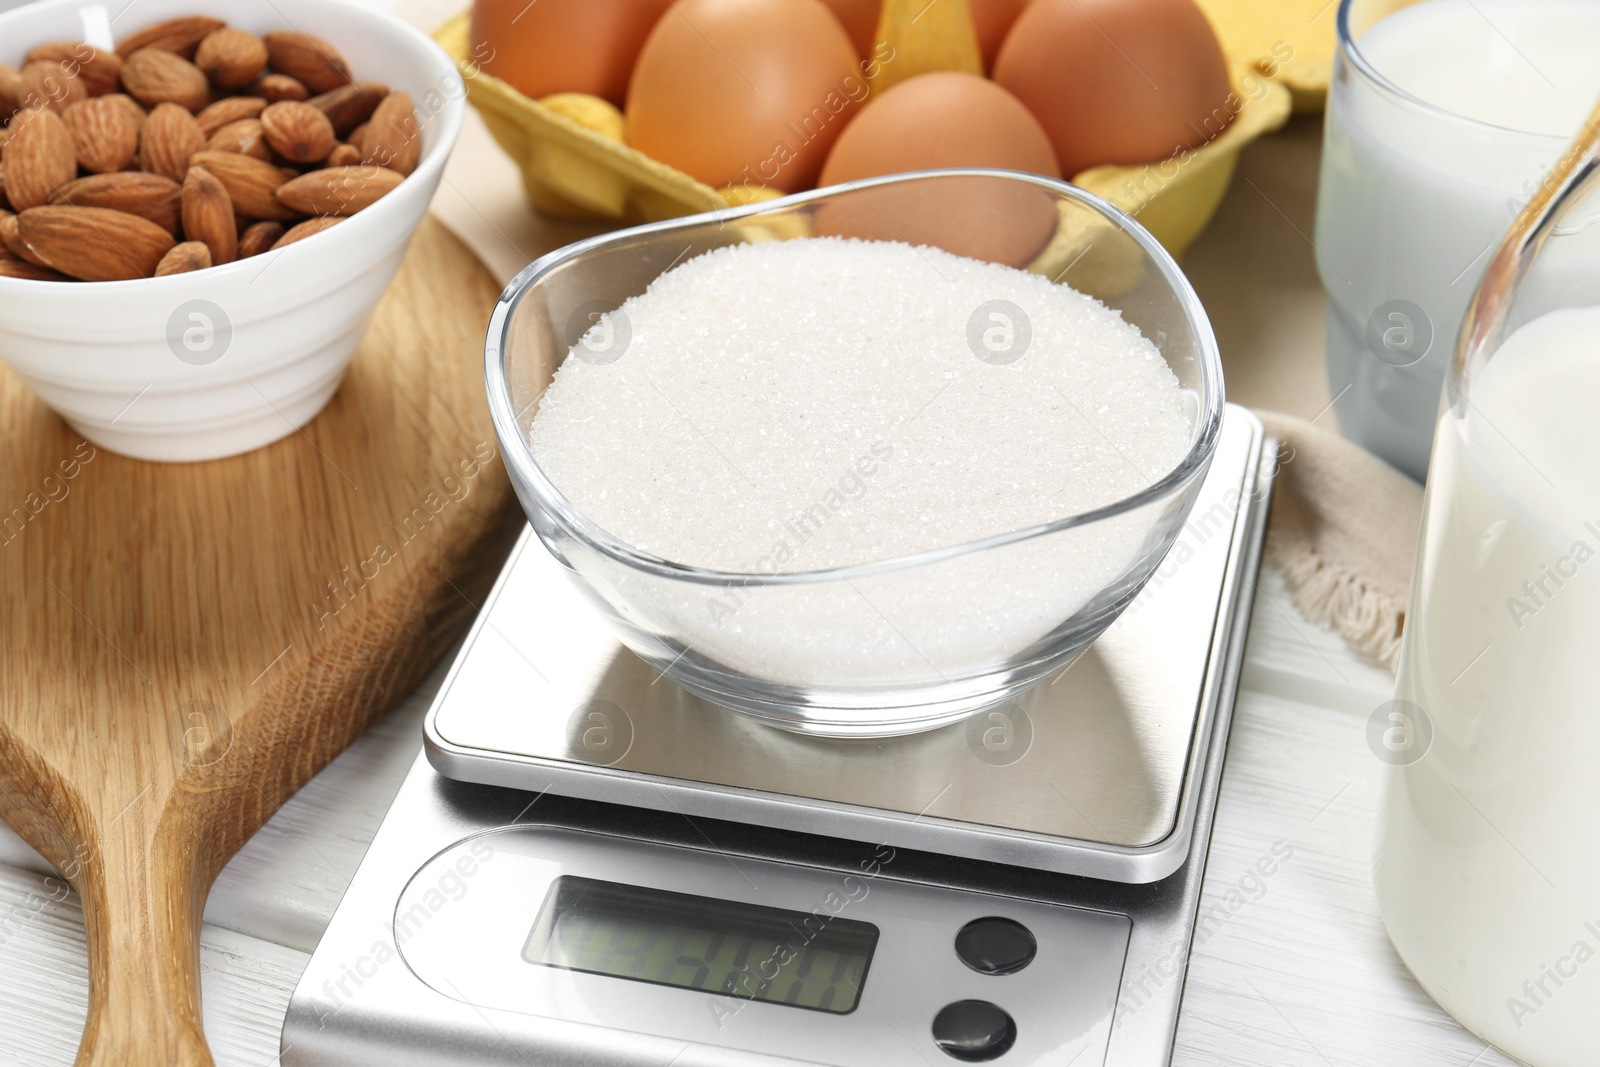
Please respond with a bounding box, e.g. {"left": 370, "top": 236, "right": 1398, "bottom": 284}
{"left": 1375, "top": 108, "right": 1600, "bottom": 1066}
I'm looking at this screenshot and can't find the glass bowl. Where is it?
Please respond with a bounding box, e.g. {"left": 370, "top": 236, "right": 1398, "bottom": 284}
{"left": 486, "top": 169, "right": 1223, "bottom": 737}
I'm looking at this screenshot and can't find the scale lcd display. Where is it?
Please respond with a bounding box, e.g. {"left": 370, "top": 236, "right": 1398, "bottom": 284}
{"left": 524, "top": 876, "right": 877, "bottom": 1013}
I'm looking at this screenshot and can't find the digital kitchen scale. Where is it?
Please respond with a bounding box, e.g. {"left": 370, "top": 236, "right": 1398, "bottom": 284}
{"left": 283, "top": 406, "right": 1272, "bottom": 1067}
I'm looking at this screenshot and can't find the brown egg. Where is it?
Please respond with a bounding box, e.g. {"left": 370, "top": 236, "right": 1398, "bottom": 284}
{"left": 815, "top": 74, "right": 1060, "bottom": 268}
{"left": 992, "top": 0, "right": 1232, "bottom": 175}
{"left": 470, "top": 0, "right": 670, "bottom": 105}
{"left": 819, "top": 71, "right": 1060, "bottom": 185}
{"left": 627, "top": 0, "right": 864, "bottom": 192}
{"left": 812, "top": 170, "right": 1060, "bottom": 269}
{"left": 819, "top": 0, "right": 880, "bottom": 57}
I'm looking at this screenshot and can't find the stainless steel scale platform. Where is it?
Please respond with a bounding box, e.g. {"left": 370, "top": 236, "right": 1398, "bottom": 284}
{"left": 283, "top": 405, "right": 1273, "bottom": 1067}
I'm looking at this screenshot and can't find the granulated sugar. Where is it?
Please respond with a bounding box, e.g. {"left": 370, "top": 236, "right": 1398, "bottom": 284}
{"left": 530, "top": 238, "right": 1193, "bottom": 574}
{"left": 527, "top": 237, "right": 1198, "bottom": 694}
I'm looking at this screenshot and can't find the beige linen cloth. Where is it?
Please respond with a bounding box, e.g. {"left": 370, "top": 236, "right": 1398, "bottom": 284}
{"left": 417, "top": 73, "right": 1425, "bottom": 675}
{"left": 1257, "top": 413, "right": 1422, "bottom": 672}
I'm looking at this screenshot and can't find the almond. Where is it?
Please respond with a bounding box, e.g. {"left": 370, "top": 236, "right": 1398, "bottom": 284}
{"left": 138, "top": 102, "right": 205, "bottom": 183}
{"left": 2, "top": 211, "right": 70, "bottom": 279}
{"left": 206, "top": 118, "right": 271, "bottom": 161}
{"left": 181, "top": 165, "right": 236, "bottom": 264}
{"left": 260, "top": 101, "right": 334, "bottom": 164}
{"left": 195, "top": 95, "right": 265, "bottom": 136}
{"left": 189, "top": 149, "right": 296, "bottom": 219}
{"left": 233, "top": 219, "right": 280, "bottom": 255}
{"left": 1, "top": 252, "right": 70, "bottom": 280}
{"left": 237, "top": 220, "right": 284, "bottom": 257}
{"left": 271, "top": 215, "right": 341, "bottom": 249}
{"left": 50, "top": 172, "right": 181, "bottom": 234}
{"left": 0, "top": 213, "right": 48, "bottom": 263}
{"left": 194, "top": 28, "right": 268, "bottom": 90}
{"left": 19, "top": 60, "right": 87, "bottom": 113}
{"left": 3, "top": 107, "right": 77, "bottom": 211}
{"left": 0, "top": 162, "right": 10, "bottom": 212}
{"left": 103, "top": 93, "right": 148, "bottom": 130}
{"left": 25, "top": 42, "right": 123, "bottom": 97}
{"left": 307, "top": 81, "right": 387, "bottom": 136}
{"left": 262, "top": 31, "right": 351, "bottom": 94}
{"left": 274, "top": 164, "right": 401, "bottom": 217}
{"left": 358, "top": 91, "right": 418, "bottom": 176}
{"left": 62, "top": 96, "right": 141, "bottom": 173}
{"left": 0, "top": 65, "right": 22, "bottom": 122}
{"left": 155, "top": 239, "right": 211, "bottom": 275}
{"left": 115, "top": 16, "right": 226, "bottom": 60}
{"left": 252, "top": 73, "right": 308, "bottom": 103}
{"left": 13, "top": 204, "right": 176, "bottom": 280}
{"left": 121, "top": 49, "right": 209, "bottom": 113}
{"left": 325, "top": 142, "right": 361, "bottom": 168}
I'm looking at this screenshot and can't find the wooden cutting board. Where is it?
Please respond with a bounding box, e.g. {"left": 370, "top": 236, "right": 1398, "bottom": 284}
{"left": 0, "top": 216, "right": 524, "bottom": 1067}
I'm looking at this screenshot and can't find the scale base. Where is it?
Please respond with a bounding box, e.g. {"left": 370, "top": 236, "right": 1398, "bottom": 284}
{"left": 283, "top": 407, "right": 1274, "bottom": 1067}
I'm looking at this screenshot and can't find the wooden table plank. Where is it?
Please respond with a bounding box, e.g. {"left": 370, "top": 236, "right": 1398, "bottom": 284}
{"left": 1239, "top": 567, "right": 1395, "bottom": 715}
{"left": 1174, "top": 689, "right": 1514, "bottom": 1066}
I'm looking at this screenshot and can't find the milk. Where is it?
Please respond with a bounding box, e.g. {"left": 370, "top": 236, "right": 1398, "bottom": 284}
{"left": 1378, "top": 307, "right": 1600, "bottom": 1065}
{"left": 1315, "top": 0, "right": 1600, "bottom": 480}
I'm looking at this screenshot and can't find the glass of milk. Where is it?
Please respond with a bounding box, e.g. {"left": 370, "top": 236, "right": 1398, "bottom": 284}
{"left": 1315, "top": 0, "right": 1600, "bottom": 480}
{"left": 1375, "top": 99, "right": 1600, "bottom": 1064}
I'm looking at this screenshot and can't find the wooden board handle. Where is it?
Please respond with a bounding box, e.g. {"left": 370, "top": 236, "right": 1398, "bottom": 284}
{"left": 75, "top": 829, "right": 212, "bottom": 1067}
{"left": 0, "top": 218, "right": 514, "bottom": 1067}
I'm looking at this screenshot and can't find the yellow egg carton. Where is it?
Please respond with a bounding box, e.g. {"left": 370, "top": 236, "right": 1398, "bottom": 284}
{"left": 1193, "top": 0, "right": 1340, "bottom": 113}
{"left": 433, "top": 7, "right": 1292, "bottom": 259}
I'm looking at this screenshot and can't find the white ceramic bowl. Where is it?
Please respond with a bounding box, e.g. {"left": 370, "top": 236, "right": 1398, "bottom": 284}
{"left": 0, "top": 0, "right": 465, "bottom": 461}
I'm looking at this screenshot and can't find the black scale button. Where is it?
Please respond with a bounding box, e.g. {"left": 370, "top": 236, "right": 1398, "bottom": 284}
{"left": 932, "top": 1000, "right": 1017, "bottom": 1061}
{"left": 953, "top": 916, "right": 1037, "bottom": 976}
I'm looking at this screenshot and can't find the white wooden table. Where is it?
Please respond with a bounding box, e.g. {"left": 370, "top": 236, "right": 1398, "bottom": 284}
{"left": 0, "top": 2, "right": 1514, "bottom": 1062}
